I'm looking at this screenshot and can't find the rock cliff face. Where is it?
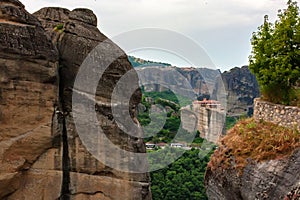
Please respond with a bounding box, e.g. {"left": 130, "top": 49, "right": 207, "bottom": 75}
{"left": 218, "top": 66, "right": 260, "bottom": 116}
{"left": 0, "top": 0, "right": 58, "bottom": 198}
{"left": 138, "top": 65, "right": 259, "bottom": 117}
{"left": 176, "top": 66, "right": 260, "bottom": 117}
{"left": 136, "top": 66, "right": 220, "bottom": 99}
{"left": 0, "top": 1, "right": 151, "bottom": 199}
{"left": 204, "top": 108, "right": 300, "bottom": 200}
{"left": 176, "top": 67, "right": 221, "bottom": 98}
{"left": 205, "top": 149, "right": 300, "bottom": 200}
{"left": 191, "top": 102, "right": 226, "bottom": 143}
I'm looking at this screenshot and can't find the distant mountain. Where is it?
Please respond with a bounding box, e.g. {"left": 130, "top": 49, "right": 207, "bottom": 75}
{"left": 181, "top": 66, "right": 260, "bottom": 117}
{"left": 219, "top": 66, "right": 260, "bottom": 116}
{"left": 128, "top": 55, "right": 171, "bottom": 67}
{"left": 129, "top": 56, "right": 260, "bottom": 117}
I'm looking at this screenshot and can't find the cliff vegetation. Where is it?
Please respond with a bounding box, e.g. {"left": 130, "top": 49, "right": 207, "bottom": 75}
{"left": 205, "top": 117, "right": 300, "bottom": 199}
{"left": 150, "top": 147, "right": 214, "bottom": 200}
{"left": 208, "top": 118, "right": 300, "bottom": 173}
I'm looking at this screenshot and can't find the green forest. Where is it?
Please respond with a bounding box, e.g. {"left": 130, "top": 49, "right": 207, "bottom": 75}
{"left": 128, "top": 55, "right": 171, "bottom": 67}
{"left": 149, "top": 147, "right": 214, "bottom": 200}
{"left": 138, "top": 90, "right": 192, "bottom": 143}
{"left": 138, "top": 90, "right": 217, "bottom": 199}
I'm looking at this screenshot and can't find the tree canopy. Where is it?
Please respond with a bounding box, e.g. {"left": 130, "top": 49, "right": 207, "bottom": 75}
{"left": 249, "top": 0, "right": 300, "bottom": 105}
{"left": 149, "top": 148, "right": 213, "bottom": 200}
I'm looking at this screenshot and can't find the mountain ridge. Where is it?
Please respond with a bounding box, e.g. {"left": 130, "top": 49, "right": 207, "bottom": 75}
{"left": 130, "top": 55, "right": 260, "bottom": 117}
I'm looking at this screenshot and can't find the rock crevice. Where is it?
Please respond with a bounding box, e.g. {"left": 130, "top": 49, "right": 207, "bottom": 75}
{"left": 0, "top": 1, "right": 151, "bottom": 199}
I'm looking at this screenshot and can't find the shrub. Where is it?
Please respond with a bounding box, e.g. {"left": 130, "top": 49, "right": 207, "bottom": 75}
{"left": 208, "top": 118, "right": 300, "bottom": 174}
{"left": 53, "top": 24, "right": 64, "bottom": 32}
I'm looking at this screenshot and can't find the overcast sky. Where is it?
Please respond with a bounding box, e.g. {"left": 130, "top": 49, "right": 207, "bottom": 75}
{"left": 22, "top": 0, "right": 289, "bottom": 71}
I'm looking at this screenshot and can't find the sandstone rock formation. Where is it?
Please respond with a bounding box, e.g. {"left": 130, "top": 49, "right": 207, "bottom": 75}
{"left": 218, "top": 66, "right": 260, "bottom": 116}
{"left": 205, "top": 149, "right": 300, "bottom": 200}
{"left": 177, "top": 66, "right": 260, "bottom": 117}
{"left": 0, "top": 0, "right": 58, "bottom": 198}
{"left": 191, "top": 101, "right": 226, "bottom": 143}
{"left": 204, "top": 94, "right": 300, "bottom": 200}
{"left": 0, "top": 1, "right": 151, "bottom": 199}
{"left": 137, "top": 65, "right": 260, "bottom": 117}
{"left": 176, "top": 67, "right": 221, "bottom": 98}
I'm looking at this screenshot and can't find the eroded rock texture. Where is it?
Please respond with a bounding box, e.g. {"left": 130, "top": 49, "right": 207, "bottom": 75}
{"left": 0, "top": 0, "right": 58, "bottom": 198}
{"left": 0, "top": 1, "right": 151, "bottom": 199}
{"left": 143, "top": 66, "right": 260, "bottom": 117}
{"left": 219, "top": 66, "right": 260, "bottom": 116}
{"left": 205, "top": 149, "right": 300, "bottom": 200}
{"left": 180, "top": 65, "right": 260, "bottom": 118}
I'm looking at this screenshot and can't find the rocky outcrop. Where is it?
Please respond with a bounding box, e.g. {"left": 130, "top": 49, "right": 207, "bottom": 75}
{"left": 138, "top": 65, "right": 259, "bottom": 117}
{"left": 178, "top": 66, "right": 260, "bottom": 117}
{"left": 204, "top": 113, "right": 299, "bottom": 199}
{"left": 218, "top": 66, "right": 260, "bottom": 116}
{"left": 0, "top": 0, "right": 58, "bottom": 198}
{"left": 191, "top": 102, "right": 226, "bottom": 143}
{"left": 176, "top": 67, "right": 221, "bottom": 98}
{"left": 205, "top": 149, "right": 300, "bottom": 200}
{"left": 136, "top": 66, "right": 220, "bottom": 99}
{"left": 0, "top": 1, "right": 151, "bottom": 199}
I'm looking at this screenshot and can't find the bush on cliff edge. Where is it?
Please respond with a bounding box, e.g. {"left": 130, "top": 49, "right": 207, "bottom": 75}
{"left": 208, "top": 118, "right": 300, "bottom": 174}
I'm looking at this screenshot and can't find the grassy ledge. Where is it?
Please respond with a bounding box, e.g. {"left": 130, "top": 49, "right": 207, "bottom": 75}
{"left": 208, "top": 118, "right": 300, "bottom": 174}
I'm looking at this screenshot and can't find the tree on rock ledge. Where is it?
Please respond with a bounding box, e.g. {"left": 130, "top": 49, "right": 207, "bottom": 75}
{"left": 249, "top": 0, "right": 300, "bottom": 105}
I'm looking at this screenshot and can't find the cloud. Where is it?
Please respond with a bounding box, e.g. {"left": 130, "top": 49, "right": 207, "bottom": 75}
{"left": 23, "top": 0, "right": 286, "bottom": 32}
{"left": 21, "top": 0, "right": 288, "bottom": 70}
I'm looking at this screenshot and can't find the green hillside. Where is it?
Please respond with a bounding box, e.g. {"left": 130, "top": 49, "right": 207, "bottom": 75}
{"left": 128, "top": 55, "right": 171, "bottom": 67}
